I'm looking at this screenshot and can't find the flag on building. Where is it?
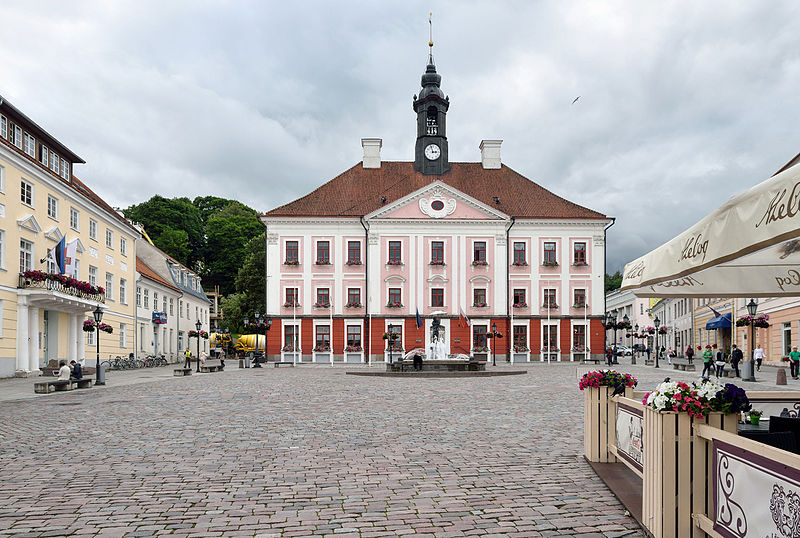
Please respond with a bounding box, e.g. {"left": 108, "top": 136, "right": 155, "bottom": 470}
{"left": 45, "top": 237, "right": 66, "bottom": 274}
{"left": 64, "top": 239, "right": 78, "bottom": 276}
{"left": 416, "top": 308, "right": 423, "bottom": 328}
{"left": 459, "top": 306, "right": 471, "bottom": 327}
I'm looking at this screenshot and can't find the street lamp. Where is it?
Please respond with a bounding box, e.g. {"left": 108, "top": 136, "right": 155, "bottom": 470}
{"left": 743, "top": 299, "right": 758, "bottom": 381}
{"left": 195, "top": 319, "right": 202, "bottom": 372}
{"left": 601, "top": 313, "right": 607, "bottom": 357}
{"left": 253, "top": 312, "right": 263, "bottom": 367}
{"left": 93, "top": 306, "right": 105, "bottom": 385}
{"left": 633, "top": 323, "right": 639, "bottom": 365}
{"left": 654, "top": 316, "right": 661, "bottom": 369}
{"left": 610, "top": 312, "right": 619, "bottom": 364}
{"left": 489, "top": 322, "right": 503, "bottom": 366}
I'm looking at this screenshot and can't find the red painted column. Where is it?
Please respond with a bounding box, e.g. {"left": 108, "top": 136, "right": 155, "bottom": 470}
{"left": 267, "top": 319, "right": 282, "bottom": 360}
{"left": 530, "top": 319, "right": 541, "bottom": 354}
{"left": 560, "top": 319, "right": 571, "bottom": 362}
{"left": 301, "top": 318, "right": 313, "bottom": 361}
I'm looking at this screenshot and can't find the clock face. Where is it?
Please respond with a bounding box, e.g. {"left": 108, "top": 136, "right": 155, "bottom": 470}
{"left": 424, "top": 144, "right": 441, "bottom": 160}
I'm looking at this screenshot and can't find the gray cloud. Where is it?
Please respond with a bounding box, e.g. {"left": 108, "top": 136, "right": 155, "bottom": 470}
{"left": 2, "top": 1, "right": 799, "bottom": 271}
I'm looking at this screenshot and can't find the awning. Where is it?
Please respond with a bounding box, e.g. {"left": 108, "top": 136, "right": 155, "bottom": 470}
{"left": 620, "top": 161, "right": 800, "bottom": 297}
{"left": 705, "top": 313, "right": 732, "bottom": 330}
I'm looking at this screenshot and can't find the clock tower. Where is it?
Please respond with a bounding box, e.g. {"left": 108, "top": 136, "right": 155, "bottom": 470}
{"left": 413, "top": 42, "right": 450, "bottom": 175}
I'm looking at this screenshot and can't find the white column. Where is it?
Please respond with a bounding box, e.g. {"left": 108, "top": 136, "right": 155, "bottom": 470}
{"left": 28, "top": 307, "right": 39, "bottom": 373}
{"left": 78, "top": 315, "right": 86, "bottom": 364}
{"left": 68, "top": 313, "right": 78, "bottom": 363}
{"left": 16, "top": 300, "right": 29, "bottom": 374}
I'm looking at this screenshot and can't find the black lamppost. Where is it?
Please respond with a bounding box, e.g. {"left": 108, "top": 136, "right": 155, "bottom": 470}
{"left": 623, "top": 314, "right": 630, "bottom": 360}
{"left": 252, "top": 311, "right": 263, "bottom": 367}
{"left": 601, "top": 313, "right": 607, "bottom": 356}
{"left": 489, "top": 322, "right": 503, "bottom": 366}
{"left": 743, "top": 299, "right": 758, "bottom": 381}
{"left": 93, "top": 306, "right": 104, "bottom": 385}
{"left": 195, "top": 319, "right": 202, "bottom": 372}
{"left": 633, "top": 323, "right": 639, "bottom": 365}
{"left": 609, "top": 312, "right": 618, "bottom": 364}
{"left": 654, "top": 316, "right": 661, "bottom": 369}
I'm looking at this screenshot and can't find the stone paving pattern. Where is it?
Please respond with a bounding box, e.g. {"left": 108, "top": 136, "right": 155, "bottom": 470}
{"left": 1, "top": 358, "right": 770, "bottom": 537}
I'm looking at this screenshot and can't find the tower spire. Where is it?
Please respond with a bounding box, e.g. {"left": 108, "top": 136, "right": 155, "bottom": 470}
{"left": 428, "top": 12, "right": 434, "bottom": 63}
{"left": 413, "top": 12, "right": 449, "bottom": 175}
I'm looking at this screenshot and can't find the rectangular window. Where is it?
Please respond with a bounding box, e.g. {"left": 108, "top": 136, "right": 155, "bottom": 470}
{"left": 60, "top": 160, "right": 69, "bottom": 180}
{"left": 387, "top": 324, "right": 402, "bottom": 350}
{"left": 473, "top": 325, "right": 488, "bottom": 350}
{"left": 316, "top": 241, "right": 330, "bottom": 264}
{"left": 12, "top": 125, "right": 22, "bottom": 149}
{"left": 431, "top": 288, "right": 444, "bottom": 307}
{"left": 285, "top": 241, "right": 298, "bottom": 263}
{"left": 47, "top": 195, "right": 58, "bottom": 219}
{"left": 573, "top": 325, "right": 586, "bottom": 350}
{"left": 19, "top": 239, "right": 33, "bottom": 273}
{"left": 388, "top": 288, "right": 401, "bottom": 305}
{"left": 88, "top": 265, "right": 97, "bottom": 286}
{"left": 105, "top": 273, "right": 114, "bottom": 300}
{"left": 543, "top": 288, "right": 557, "bottom": 308}
{"left": 347, "top": 288, "right": 361, "bottom": 307}
{"left": 388, "top": 241, "right": 401, "bottom": 263}
{"left": 784, "top": 322, "right": 792, "bottom": 357}
{"left": 285, "top": 288, "right": 299, "bottom": 306}
{"left": 513, "top": 242, "right": 526, "bottom": 265}
{"left": 0, "top": 230, "right": 5, "bottom": 270}
{"left": 24, "top": 133, "right": 35, "bottom": 157}
{"left": 573, "top": 289, "right": 586, "bottom": 308}
{"left": 315, "top": 325, "right": 330, "bottom": 349}
{"left": 179, "top": 300, "right": 183, "bottom": 318}
{"left": 73, "top": 258, "right": 80, "bottom": 279}
{"left": 431, "top": 241, "right": 444, "bottom": 263}
{"left": 163, "top": 296, "right": 167, "bottom": 313}
{"left": 177, "top": 331, "right": 184, "bottom": 351}
{"left": 573, "top": 242, "right": 587, "bottom": 265}
{"left": 543, "top": 242, "right": 557, "bottom": 264}
{"left": 513, "top": 289, "right": 526, "bottom": 307}
{"left": 120, "top": 237, "right": 127, "bottom": 256}
{"left": 40, "top": 145, "right": 48, "bottom": 166}
{"left": 473, "top": 288, "right": 486, "bottom": 307}
{"left": 50, "top": 153, "right": 59, "bottom": 173}
{"left": 169, "top": 298, "right": 174, "bottom": 316}
{"left": 0, "top": 115, "right": 5, "bottom": 139}
{"left": 89, "top": 219, "right": 97, "bottom": 240}
{"left": 284, "top": 325, "right": 298, "bottom": 350}
{"left": 347, "top": 241, "right": 361, "bottom": 264}
{"left": 120, "top": 278, "right": 127, "bottom": 304}
{"left": 347, "top": 325, "right": 361, "bottom": 348}
{"left": 70, "top": 207, "right": 80, "bottom": 230}
{"left": 543, "top": 324, "right": 558, "bottom": 351}
{"left": 87, "top": 328, "right": 95, "bottom": 346}
{"left": 143, "top": 288, "right": 149, "bottom": 309}
{"left": 513, "top": 326, "right": 528, "bottom": 349}
{"left": 106, "top": 229, "right": 113, "bottom": 249}
{"left": 473, "top": 241, "right": 486, "bottom": 263}
{"left": 316, "top": 288, "right": 330, "bottom": 306}
{"left": 0, "top": 164, "right": 4, "bottom": 192}
{"left": 153, "top": 291, "right": 158, "bottom": 308}
{"left": 20, "top": 179, "right": 33, "bottom": 206}
{"left": 119, "top": 323, "right": 127, "bottom": 348}
{"left": 136, "top": 286, "right": 142, "bottom": 307}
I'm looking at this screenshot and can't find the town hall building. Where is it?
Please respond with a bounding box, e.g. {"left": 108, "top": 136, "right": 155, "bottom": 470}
{"left": 260, "top": 45, "right": 610, "bottom": 364}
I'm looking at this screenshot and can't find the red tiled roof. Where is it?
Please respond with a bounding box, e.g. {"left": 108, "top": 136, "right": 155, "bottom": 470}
{"left": 70, "top": 176, "right": 139, "bottom": 233}
{"left": 263, "top": 162, "right": 607, "bottom": 219}
{"left": 136, "top": 257, "right": 179, "bottom": 292}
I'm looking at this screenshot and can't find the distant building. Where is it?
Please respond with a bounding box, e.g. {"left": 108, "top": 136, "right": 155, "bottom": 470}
{"left": 0, "top": 95, "right": 138, "bottom": 377}
{"left": 260, "top": 45, "right": 611, "bottom": 363}
{"left": 206, "top": 285, "right": 223, "bottom": 332}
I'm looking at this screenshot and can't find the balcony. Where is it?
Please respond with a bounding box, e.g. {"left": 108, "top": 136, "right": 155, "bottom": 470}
{"left": 18, "top": 273, "right": 105, "bottom": 304}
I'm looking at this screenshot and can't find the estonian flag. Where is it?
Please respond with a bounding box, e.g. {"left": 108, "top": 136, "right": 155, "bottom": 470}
{"left": 54, "top": 237, "right": 66, "bottom": 274}
{"left": 416, "top": 308, "right": 423, "bottom": 328}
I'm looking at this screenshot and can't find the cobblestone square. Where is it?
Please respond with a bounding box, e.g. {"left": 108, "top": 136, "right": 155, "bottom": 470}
{"left": 0, "top": 365, "right": 650, "bottom": 537}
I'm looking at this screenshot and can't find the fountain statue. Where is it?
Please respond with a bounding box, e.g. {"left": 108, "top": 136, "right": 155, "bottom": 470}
{"left": 427, "top": 317, "right": 448, "bottom": 361}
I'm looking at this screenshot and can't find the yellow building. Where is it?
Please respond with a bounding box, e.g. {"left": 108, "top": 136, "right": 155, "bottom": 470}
{"left": 0, "top": 96, "right": 138, "bottom": 377}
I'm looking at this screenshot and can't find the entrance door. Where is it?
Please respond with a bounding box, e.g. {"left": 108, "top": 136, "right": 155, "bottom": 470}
{"left": 45, "top": 310, "right": 59, "bottom": 367}
{"left": 153, "top": 326, "right": 159, "bottom": 355}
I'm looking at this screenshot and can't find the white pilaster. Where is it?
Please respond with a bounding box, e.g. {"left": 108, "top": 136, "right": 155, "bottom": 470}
{"left": 28, "top": 307, "right": 39, "bottom": 373}
{"left": 68, "top": 314, "right": 78, "bottom": 363}
{"left": 78, "top": 318, "right": 86, "bottom": 364}
{"left": 16, "top": 300, "right": 29, "bottom": 374}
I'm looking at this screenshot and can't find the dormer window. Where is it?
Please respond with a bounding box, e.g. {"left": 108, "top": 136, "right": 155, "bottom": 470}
{"left": 23, "top": 133, "right": 35, "bottom": 157}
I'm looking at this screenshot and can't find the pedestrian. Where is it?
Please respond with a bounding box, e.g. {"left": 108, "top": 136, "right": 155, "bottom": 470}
{"left": 686, "top": 345, "right": 694, "bottom": 363}
{"left": 606, "top": 347, "right": 613, "bottom": 366}
{"left": 731, "top": 344, "right": 742, "bottom": 377}
{"left": 70, "top": 360, "right": 83, "bottom": 380}
{"left": 701, "top": 345, "right": 714, "bottom": 378}
{"left": 57, "top": 360, "right": 71, "bottom": 381}
{"left": 183, "top": 348, "right": 192, "bottom": 369}
{"left": 413, "top": 353, "right": 423, "bottom": 371}
{"left": 754, "top": 344, "right": 766, "bottom": 371}
{"left": 199, "top": 351, "right": 207, "bottom": 367}
{"left": 790, "top": 346, "right": 800, "bottom": 380}
{"left": 715, "top": 349, "right": 726, "bottom": 378}
{"left": 646, "top": 346, "right": 652, "bottom": 362}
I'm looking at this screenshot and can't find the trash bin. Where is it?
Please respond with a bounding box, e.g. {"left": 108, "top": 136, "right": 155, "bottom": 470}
{"left": 97, "top": 362, "right": 107, "bottom": 385}
{"left": 245, "top": 353, "right": 252, "bottom": 368}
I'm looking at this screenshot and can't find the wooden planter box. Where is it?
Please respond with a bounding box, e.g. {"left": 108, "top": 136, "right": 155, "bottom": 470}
{"left": 584, "top": 385, "right": 632, "bottom": 462}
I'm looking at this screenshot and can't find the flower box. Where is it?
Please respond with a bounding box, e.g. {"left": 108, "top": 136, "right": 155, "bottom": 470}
{"left": 386, "top": 260, "right": 403, "bottom": 266}
{"left": 345, "top": 302, "right": 362, "bottom": 308}
{"left": 313, "top": 345, "right": 331, "bottom": 352}
{"left": 315, "top": 260, "right": 331, "bottom": 265}
{"left": 471, "top": 260, "right": 488, "bottom": 266}
{"left": 429, "top": 261, "right": 446, "bottom": 266}
{"left": 283, "top": 302, "right": 300, "bottom": 308}
{"left": 282, "top": 345, "right": 299, "bottom": 352}
{"left": 511, "top": 261, "right": 528, "bottom": 267}
{"left": 572, "top": 303, "right": 588, "bottom": 309}
{"left": 283, "top": 260, "right": 300, "bottom": 266}
{"left": 572, "top": 262, "right": 588, "bottom": 266}
{"left": 472, "top": 346, "right": 489, "bottom": 353}
{"left": 345, "top": 345, "right": 362, "bottom": 352}
{"left": 313, "top": 302, "right": 330, "bottom": 308}
{"left": 472, "top": 302, "right": 487, "bottom": 308}
{"left": 385, "top": 302, "right": 403, "bottom": 308}
{"left": 512, "top": 303, "right": 528, "bottom": 308}
{"left": 345, "top": 260, "right": 362, "bottom": 266}
{"left": 571, "top": 345, "right": 587, "bottom": 352}
{"left": 542, "top": 261, "right": 559, "bottom": 267}
{"left": 513, "top": 345, "right": 529, "bottom": 352}
{"left": 543, "top": 303, "right": 559, "bottom": 309}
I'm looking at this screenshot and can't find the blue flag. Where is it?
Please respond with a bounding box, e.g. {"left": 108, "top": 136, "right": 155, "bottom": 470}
{"left": 416, "top": 308, "right": 423, "bottom": 328}
{"left": 54, "top": 237, "right": 66, "bottom": 274}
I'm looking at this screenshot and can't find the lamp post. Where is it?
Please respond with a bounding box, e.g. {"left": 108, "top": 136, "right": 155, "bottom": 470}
{"left": 489, "top": 322, "right": 503, "bottom": 366}
{"left": 622, "top": 314, "right": 630, "bottom": 363}
{"left": 632, "top": 323, "right": 639, "bottom": 365}
{"left": 601, "top": 313, "right": 607, "bottom": 357}
{"left": 93, "top": 306, "right": 104, "bottom": 385}
{"left": 654, "top": 316, "right": 661, "bottom": 369}
{"left": 743, "top": 299, "right": 758, "bottom": 381}
{"left": 266, "top": 317, "right": 272, "bottom": 364}
{"left": 610, "top": 312, "right": 619, "bottom": 364}
{"left": 195, "top": 319, "right": 202, "bottom": 372}
{"left": 252, "top": 311, "right": 263, "bottom": 368}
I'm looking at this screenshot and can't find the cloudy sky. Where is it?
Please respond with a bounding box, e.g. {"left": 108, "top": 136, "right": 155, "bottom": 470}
{"left": 2, "top": 1, "right": 799, "bottom": 271}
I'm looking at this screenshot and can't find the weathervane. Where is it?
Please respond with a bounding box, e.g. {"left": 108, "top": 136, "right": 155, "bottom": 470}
{"left": 428, "top": 12, "right": 434, "bottom": 59}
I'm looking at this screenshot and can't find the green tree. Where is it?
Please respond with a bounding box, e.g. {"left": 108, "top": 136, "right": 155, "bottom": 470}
{"left": 605, "top": 271, "right": 623, "bottom": 293}
{"left": 193, "top": 196, "right": 232, "bottom": 224}
{"left": 219, "top": 293, "right": 247, "bottom": 333}
{"left": 153, "top": 228, "right": 190, "bottom": 263}
{"left": 233, "top": 232, "right": 265, "bottom": 316}
{"left": 124, "top": 196, "right": 204, "bottom": 267}
{"left": 204, "top": 203, "right": 263, "bottom": 295}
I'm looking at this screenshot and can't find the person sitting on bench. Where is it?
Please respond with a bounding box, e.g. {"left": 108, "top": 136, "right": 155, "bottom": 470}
{"left": 57, "top": 361, "right": 71, "bottom": 381}
{"left": 413, "top": 353, "right": 423, "bottom": 371}
{"left": 70, "top": 360, "right": 83, "bottom": 380}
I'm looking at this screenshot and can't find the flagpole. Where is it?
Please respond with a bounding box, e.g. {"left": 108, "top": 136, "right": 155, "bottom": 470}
{"left": 547, "top": 280, "right": 551, "bottom": 364}
{"left": 293, "top": 301, "right": 297, "bottom": 366}
{"left": 510, "top": 296, "right": 514, "bottom": 363}
{"left": 330, "top": 297, "right": 334, "bottom": 367}
{"left": 584, "top": 299, "right": 588, "bottom": 360}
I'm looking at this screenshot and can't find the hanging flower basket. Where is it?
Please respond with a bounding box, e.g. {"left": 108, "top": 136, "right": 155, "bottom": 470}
{"left": 658, "top": 325, "right": 669, "bottom": 335}
{"left": 83, "top": 319, "right": 113, "bottom": 333}
{"left": 736, "top": 314, "right": 770, "bottom": 328}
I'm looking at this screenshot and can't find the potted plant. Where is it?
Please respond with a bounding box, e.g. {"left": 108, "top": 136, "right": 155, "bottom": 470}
{"left": 749, "top": 409, "right": 763, "bottom": 425}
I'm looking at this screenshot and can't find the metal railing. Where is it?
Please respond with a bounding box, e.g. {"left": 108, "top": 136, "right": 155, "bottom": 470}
{"left": 18, "top": 274, "right": 105, "bottom": 303}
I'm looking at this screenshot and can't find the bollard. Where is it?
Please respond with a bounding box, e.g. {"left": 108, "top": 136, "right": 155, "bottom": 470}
{"left": 777, "top": 367, "right": 788, "bottom": 385}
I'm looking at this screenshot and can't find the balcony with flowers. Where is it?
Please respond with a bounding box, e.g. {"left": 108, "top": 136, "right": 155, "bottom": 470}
{"left": 19, "top": 270, "right": 105, "bottom": 304}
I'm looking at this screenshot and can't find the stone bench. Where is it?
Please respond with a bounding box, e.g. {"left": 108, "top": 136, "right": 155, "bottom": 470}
{"left": 581, "top": 358, "right": 601, "bottom": 364}
{"left": 199, "top": 365, "right": 222, "bottom": 373}
{"left": 173, "top": 368, "right": 192, "bottom": 376}
{"left": 672, "top": 360, "right": 696, "bottom": 372}
{"left": 273, "top": 362, "right": 294, "bottom": 368}
{"left": 34, "top": 378, "right": 92, "bottom": 394}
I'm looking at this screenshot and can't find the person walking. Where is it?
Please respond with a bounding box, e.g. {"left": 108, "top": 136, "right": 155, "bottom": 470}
{"left": 790, "top": 346, "right": 800, "bottom": 380}
{"left": 715, "top": 348, "right": 726, "bottom": 378}
{"left": 686, "top": 345, "right": 694, "bottom": 363}
{"left": 646, "top": 346, "right": 652, "bottom": 362}
{"left": 183, "top": 348, "right": 192, "bottom": 369}
{"left": 701, "top": 345, "right": 714, "bottom": 378}
{"left": 731, "top": 344, "right": 742, "bottom": 377}
{"left": 753, "top": 344, "right": 766, "bottom": 371}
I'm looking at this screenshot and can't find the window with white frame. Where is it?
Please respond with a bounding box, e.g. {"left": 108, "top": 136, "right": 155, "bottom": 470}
{"left": 169, "top": 297, "right": 174, "bottom": 316}
{"left": 60, "top": 160, "right": 69, "bottom": 180}
{"left": 120, "top": 237, "right": 127, "bottom": 256}
{"left": 19, "top": 239, "right": 32, "bottom": 273}
{"left": 88, "top": 265, "right": 97, "bottom": 286}
{"left": 89, "top": 219, "right": 97, "bottom": 240}
{"left": 20, "top": 179, "right": 33, "bottom": 206}
{"left": 105, "top": 229, "right": 113, "bottom": 249}
{"left": 0, "top": 164, "right": 4, "bottom": 192}
{"left": 73, "top": 259, "right": 80, "bottom": 279}
{"left": 69, "top": 207, "right": 79, "bottom": 230}
{"left": 0, "top": 115, "right": 6, "bottom": 139}
{"left": 12, "top": 125, "right": 22, "bottom": 149}
{"left": 120, "top": 278, "right": 127, "bottom": 304}
{"left": 179, "top": 300, "right": 183, "bottom": 318}
{"left": 144, "top": 289, "right": 149, "bottom": 309}
{"left": 119, "top": 323, "right": 126, "bottom": 348}
{"left": 136, "top": 286, "right": 141, "bottom": 307}
{"left": 87, "top": 327, "right": 95, "bottom": 346}
{"left": 47, "top": 195, "right": 58, "bottom": 219}
{"left": 105, "top": 273, "right": 113, "bottom": 300}
{"left": 49, "top": 153, "right": 58, "bottom": 173}
{"left": 23, "top": 133, "right": 35, "bottom": 157}
{"left": 0, "top": 230, "right": 4, "bottom": 270}
{"left": 40, "top": 145, "right": 48, "bottom": 166}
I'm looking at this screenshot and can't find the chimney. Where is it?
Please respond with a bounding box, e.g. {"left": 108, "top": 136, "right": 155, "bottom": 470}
{"left": 479, "top": 139, "right": 502, "bottom": 169}
{"left": 361, "top": 138, "right": 382, "bottom": 168}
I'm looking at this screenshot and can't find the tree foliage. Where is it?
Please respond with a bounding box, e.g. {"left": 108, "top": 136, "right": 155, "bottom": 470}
{"left": 233, "top": 232, "right": 265, "bottom": 315}
{"left": 204, "top": 203, "right": 263, "bottom": 295}
{"left": 124, "top": 196, "right": 203, "bottom": 267}
{"left": 605, "top": 271, "right": 623, "bottom": 293}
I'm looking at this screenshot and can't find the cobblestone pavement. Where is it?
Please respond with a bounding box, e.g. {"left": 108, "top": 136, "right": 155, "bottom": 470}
{"left": 0, "top": 363, "right": 658, "bottom": 537}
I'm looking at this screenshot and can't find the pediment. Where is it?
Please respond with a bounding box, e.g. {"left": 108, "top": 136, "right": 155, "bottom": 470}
{"left": 17, "top": 214, "right": 41, "bottom": 233}
{"left": 367, "top": 181, "right": 508, "bottom": 222}
{"left": 71, "top": 238, "right": 86, "bottom": 253}
{"left": 45, "top": 226, "right": 64, "bottom": 242}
